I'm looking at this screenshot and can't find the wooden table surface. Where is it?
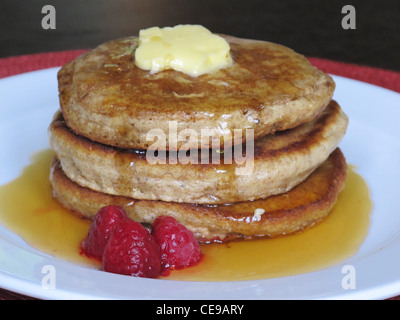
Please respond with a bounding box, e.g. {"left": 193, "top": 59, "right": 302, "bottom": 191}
{"left": 0, "top": 0, "right": 399, "bottom": 300}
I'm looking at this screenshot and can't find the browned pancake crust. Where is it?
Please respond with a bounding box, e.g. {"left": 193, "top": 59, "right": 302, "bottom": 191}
{"left": 50, "top": 148, "right": 347, "bottom": 243}
{"left": 49, "top": 100, "right": 348, "bottom": 204}
{"left": 58, "top": 35, "right": 335, "bottom": 150}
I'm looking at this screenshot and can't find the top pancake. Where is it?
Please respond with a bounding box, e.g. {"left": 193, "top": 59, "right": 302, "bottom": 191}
{"left": 58, "top": 35, "right": 335, "bottom": 150}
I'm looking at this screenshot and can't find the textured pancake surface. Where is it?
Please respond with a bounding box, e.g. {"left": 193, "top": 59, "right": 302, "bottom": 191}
{"left": 49, "top": 100, "right": 348, "bottom": 204}
{"left": 58, "top": 35, "right": 335, "bottom": 150}
{"left": 50, "top": 148, "right": 347, "bottom": 243}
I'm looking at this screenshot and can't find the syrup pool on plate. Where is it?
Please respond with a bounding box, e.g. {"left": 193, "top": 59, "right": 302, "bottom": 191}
{"left": 0, "top": 149, "right": 372, "bottom": 281}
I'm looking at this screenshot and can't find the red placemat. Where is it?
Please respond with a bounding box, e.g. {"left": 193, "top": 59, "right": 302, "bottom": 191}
{"left": 0, "top": 51, "right": 399, "bottom": 300}
{"left": 1, "top": 50, "right": 399, "bottom": 93}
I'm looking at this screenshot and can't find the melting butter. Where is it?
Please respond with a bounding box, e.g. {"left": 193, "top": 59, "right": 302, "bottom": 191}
{"left": 134, "top": 24, "right": 232, "bottom": 77}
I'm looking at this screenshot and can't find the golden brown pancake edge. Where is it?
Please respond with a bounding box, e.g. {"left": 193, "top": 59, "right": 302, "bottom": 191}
{"left": 50, "top": 148, "right": 347, "bottom": 243}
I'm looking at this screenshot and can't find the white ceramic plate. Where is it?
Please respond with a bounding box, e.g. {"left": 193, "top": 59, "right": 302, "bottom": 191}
{"left": 1, "top": 68, "right": 400, "bottom": 300}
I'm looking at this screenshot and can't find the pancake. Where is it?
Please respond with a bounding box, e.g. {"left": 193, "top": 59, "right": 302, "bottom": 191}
{"left": 58, "top": 35, "right": 335, "bottom": 150}
{"left": 50, "top": 148, "right": 347, "bottom": 243}
{"left": 49, "top": 100, "right": 348, "bottom": 204}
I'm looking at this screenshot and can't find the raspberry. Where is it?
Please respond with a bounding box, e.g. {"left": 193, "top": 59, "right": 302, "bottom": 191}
{"left": 81, "top": 205, "right": 126, "bottom": 260}
{"left": 152, "top": 216, "right": 202, "bottom": 271}
{"left": 102, "top": 218, "right": 162, "bottom": 278}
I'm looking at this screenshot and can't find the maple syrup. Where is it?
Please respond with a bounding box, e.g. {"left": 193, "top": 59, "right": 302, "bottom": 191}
{"left": 0, "top": 149, "right": 372, "bottom": 281}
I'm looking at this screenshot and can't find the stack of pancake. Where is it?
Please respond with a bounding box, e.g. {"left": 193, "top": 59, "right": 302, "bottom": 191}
{"left": 49, "top": 34, "right": 348, "bottom": 243}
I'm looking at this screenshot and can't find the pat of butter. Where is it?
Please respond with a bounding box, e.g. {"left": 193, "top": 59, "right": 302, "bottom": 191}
{"left": 253, "top": 208, "right": 265, "bottom": 222}
{"left": 134, "top": 25, "right": 232, "bottom": 77}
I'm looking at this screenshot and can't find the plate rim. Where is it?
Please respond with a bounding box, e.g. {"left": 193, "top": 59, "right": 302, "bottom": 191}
{"left": 1, "top": 68, "right": 400, "bottom": 300}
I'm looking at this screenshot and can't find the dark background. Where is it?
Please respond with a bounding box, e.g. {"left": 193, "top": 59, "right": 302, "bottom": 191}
{"left": 0, "top": 0, "right": 399, "bottom": 71}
